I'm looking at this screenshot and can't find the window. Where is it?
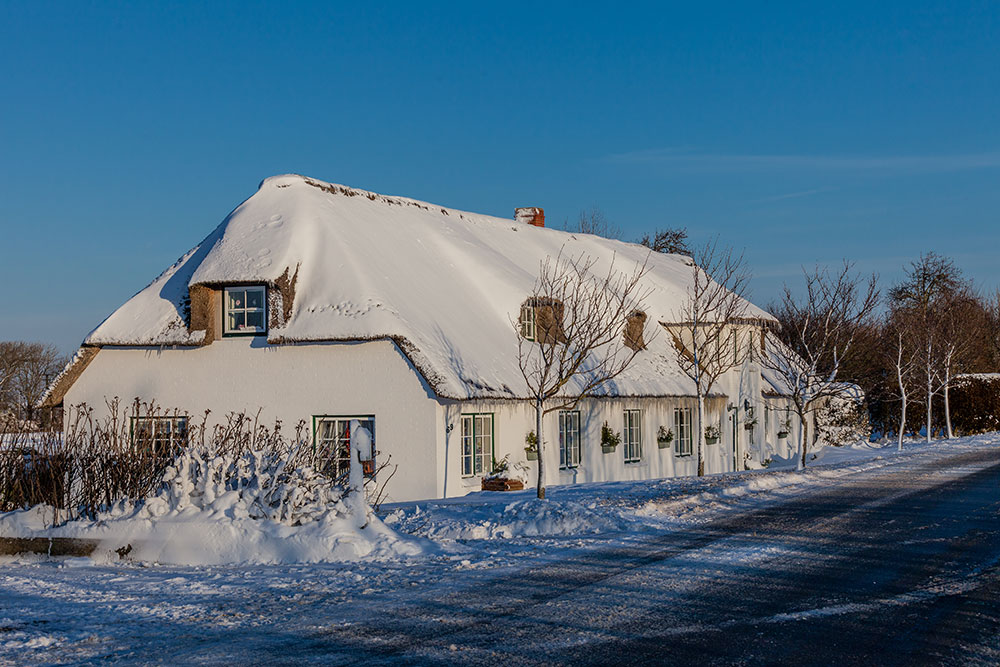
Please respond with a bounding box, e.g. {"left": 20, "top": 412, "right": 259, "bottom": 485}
{"left": 559, "top": 410, "right": 581, "bottom": 468}
{"left": 314, "top": 416, "right": 376, "bottom": 484}
{"left": 674, "top": 407, "right": 693, "bottom": 456}
{"left": 132, "top": 416, "right": 188, "bottom": 458}
{"left": 224, "top": 286, "right": 267, "bottom": 335}
{"left": 519, "top": 298, "right": 566, "bottom": 344}
{"left": 519, "top": 304, "right": 536, "bottom": 341}
{"left": 461, "top": 413, "right": 493, "bottom": 477}
{"left": 623, "top": 409, "right": 642, "bottom": 463}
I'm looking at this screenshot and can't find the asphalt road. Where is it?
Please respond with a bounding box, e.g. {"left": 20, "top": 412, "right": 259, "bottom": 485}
{"left": 309, "top": 447, "right": 1000, "bottom": 665}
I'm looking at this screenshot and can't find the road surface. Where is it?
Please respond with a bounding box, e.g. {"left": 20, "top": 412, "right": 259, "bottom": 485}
{"left": 292, "top": 447, "right": 1000, "bottom": 665}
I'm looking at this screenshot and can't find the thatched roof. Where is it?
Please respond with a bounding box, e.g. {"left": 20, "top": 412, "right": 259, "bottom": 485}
{"left": 69, "top": 174, "right": 775, "bottom": 401}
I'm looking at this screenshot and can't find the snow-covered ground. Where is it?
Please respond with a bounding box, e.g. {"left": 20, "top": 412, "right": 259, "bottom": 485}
{"left": 1, "top": 434, "right": 998, "bottom": 663}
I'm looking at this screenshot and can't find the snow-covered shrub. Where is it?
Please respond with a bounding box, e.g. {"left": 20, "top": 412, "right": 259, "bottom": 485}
{"left": 2, "top": 400, "right": 385, "bottom": 529}
{"left": 484, "top": 454, "right": 529, "bottom": 484}
{"left": 815, "top": 388, "right": 869, "bottom": 446}
{"left": 156, "top": 439, "right": 347, "bottom": 526}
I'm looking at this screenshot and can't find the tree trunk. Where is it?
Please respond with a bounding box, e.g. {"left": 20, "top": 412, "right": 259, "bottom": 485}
{"left": 898, "top": 393, "right": 906, "bottom": 452}
{"left": 535, "top": 398, "right": 545, "bottom": 500}
{"left": 796, "top": 404, "right": 807, "bottom": 471}
{"left": 696, "top": 390, "right": 706, "bottom": 476}
{"left": 925, "top": 368, "right": 933, "bottom": 443}
{"left": 897, "top": 359, "right": 906, "bottom": 452}
{"left": 943, "top": 371, "right": 954, "bottom": 439}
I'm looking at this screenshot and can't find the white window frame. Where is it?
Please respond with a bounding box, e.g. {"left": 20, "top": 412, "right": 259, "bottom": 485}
{"left": 223, "top": 285, "right": 267, "bottom": 335}
{"left": 623, "top": 409, "right": 642, "bottom": 463}
{"left": 519, "top": 304, "right": 536, "bottom": 341}
{"left": 674, "top": 406, "right": 693, "bottom": 456}
{"left": 313, "top": 415, "right": 376, "bottom": 483}
{"left": 461, "top": 413, "right": 493, "bottom": 477}
{"left": 131, "top": 416, "right": 188, "bottom": 457}
{"left": 559, "top": 410, "right": 581, "bottom": 469}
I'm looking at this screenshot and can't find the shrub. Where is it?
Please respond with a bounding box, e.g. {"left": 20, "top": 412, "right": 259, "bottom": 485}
{"left": 950, "top": 375, "right": 1000, "bottom": 434}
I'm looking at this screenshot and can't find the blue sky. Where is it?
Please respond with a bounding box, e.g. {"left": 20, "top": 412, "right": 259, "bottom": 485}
{"left": 2, "top": 1, "right": 998, "bottom": 353}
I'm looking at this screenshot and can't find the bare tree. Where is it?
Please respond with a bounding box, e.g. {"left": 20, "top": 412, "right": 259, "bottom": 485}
{"left": 516, "top": 250, "right": 653, "bottom": 499}
{"left": 564, "top": 207, "right": 624, "bottom": 240}
{"left": 762, "top": 263, "right": 880, "bottom": 470}
{"left": 9, "top": 343, "right": 64, "bottom": 425}
{"left": 638, "top": 227, "right": 691, "bottom": 256}
{"left": 885, "top": 312, "right": 918, "bottom": 450}
{"left": 0, "top": 342, "right": 29, "bottom": 405}
{"left": 889, "top": 253, "right": 973, "bottom": 442}
{"left": 1, "top": 342, "right": 64, "bottom": 427}
{"left": 665, "top": 240, "right": 751, "bottom": 476}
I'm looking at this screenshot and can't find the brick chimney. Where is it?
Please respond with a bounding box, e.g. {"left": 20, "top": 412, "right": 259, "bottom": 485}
{"left": 515, "top": 207, "right": 545, "bottom": 228}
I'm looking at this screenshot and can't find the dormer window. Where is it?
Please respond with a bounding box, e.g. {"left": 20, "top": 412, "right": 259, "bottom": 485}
{"left": 519, "top": 304, "right": 536, "bottom": 341}
{"left": 519, "top": 297, "right": 566, "bottom": 344}
{"left": 224, "top": 286, "right": 267, "bottom": 335}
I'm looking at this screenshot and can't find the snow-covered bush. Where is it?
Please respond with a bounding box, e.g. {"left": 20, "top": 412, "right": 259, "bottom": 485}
{"left": 484, "top": 454, "right": 529, "bottom": 484}
{"left": 1, "top": 400, "right": 387, "bottom": 529}
{"left": 815, "top": 388, "right": 869, "bottom": 446}
{"left": 156, "top": 439, "right": 348, "bottom": 526}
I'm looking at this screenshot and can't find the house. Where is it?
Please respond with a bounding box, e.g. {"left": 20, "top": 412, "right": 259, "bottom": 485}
{"left": 42, "top": 174, "right": 805, "bottom": 502}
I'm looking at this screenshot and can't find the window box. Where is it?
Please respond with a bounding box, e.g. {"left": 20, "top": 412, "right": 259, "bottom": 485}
{"left": 600, "top": 421, "right": 620, "bottom": 454}
{"left": 481, "top": 478, "right": 525, "bottom": 492}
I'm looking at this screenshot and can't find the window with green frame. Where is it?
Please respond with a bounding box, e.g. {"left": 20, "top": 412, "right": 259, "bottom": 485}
{"left": 559, "top": 410, "right": 581, "bottom": 468}
{"left": 674, "top": 406, "right": 693, "bottom": 456}
{"left": 461, "top": 413, "right": 493, "bottom": 477}
{"left": 623, "top": 409, "right": 642, "bottom": 463}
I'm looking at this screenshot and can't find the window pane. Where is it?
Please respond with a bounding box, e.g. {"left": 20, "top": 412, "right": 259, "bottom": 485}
{"left": 228, "top": 289, "right": 245, "bottom": 309}
{"left": 229, "top": 311, "right": 245, "bottom": 331}
{"left": 246, "top": 310, "right": 264, "bottom": 329}
{"left": 247, "top": 288, "right": 263, "bottom": 309}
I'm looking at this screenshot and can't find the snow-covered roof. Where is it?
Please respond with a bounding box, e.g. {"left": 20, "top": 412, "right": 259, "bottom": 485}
{"left": 81, "top": 174, "right": 775, "bottom": 400}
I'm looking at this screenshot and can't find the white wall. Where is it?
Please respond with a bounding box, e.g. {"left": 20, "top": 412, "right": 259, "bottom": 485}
{"left": 64, "top": 339, "right": 441, "bottom": 503}
{"left": 438, "top": 395, "right": 743, "bottom": 496}
{"left": 67, "top": 338, "right": 790, "bottom": 502}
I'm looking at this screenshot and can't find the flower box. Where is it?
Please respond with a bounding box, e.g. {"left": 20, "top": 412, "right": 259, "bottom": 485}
{"left": 601, "top": 444, "right": 617, "bottom": 454}
{"left": 705, "top": 436, "right": 719, "bottom": 445}
{"left": 481, "top": 477, "right": 525, "bottom": 492}
{"left": 525, "top": 449, "right": 538, "bottom": 461}
{"left": 657, "top": 439, "right": 671, "bottom": 449}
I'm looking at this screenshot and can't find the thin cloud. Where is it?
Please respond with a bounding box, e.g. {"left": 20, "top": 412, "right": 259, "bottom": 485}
{"left": 603, "top": 149, "right": 1000, "bottom": 173}
{"left": 751, "top": 187, "right": 836, "bottom": 204}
